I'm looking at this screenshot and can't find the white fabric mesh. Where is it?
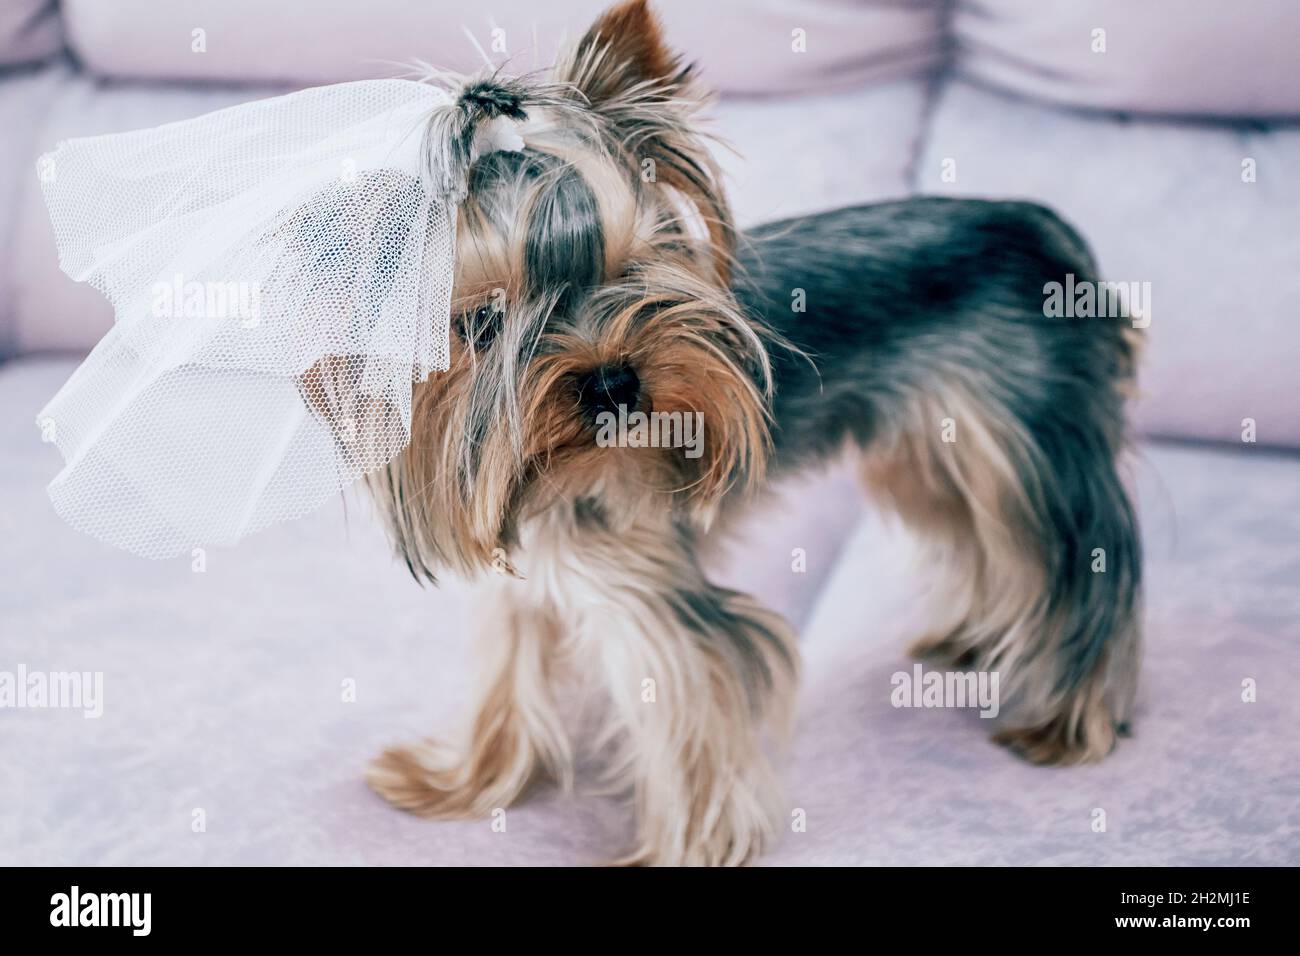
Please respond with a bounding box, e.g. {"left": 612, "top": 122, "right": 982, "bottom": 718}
{"left": 35, "top": 80, "right": 456, "bottom": 558}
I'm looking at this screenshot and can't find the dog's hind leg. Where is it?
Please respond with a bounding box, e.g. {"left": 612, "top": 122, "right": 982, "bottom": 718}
{"left": 863, "top": 364, "right": 1141, "bottom": 766}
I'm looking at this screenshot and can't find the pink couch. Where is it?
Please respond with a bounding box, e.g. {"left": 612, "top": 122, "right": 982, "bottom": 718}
{"left": 1, "top": 2, "right": 1297, "bottom": 867}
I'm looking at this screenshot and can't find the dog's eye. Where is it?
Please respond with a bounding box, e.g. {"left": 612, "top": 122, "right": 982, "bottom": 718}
{"left": 459, "top": 303, "right": 505, "bottom": 350}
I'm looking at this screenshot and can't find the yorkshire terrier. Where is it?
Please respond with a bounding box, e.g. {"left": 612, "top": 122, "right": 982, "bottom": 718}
{"left": 360, "top": 0, "right": 1143, "bottom": 865}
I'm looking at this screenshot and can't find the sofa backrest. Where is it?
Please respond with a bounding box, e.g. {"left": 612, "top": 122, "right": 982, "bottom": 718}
{"left": 21, "top": 0, "right": 1298, "bottom": 118}
{"left": 0, "top": 0, "right": 62, "bottom": 66}
{"left": 954, "top": 0, "right": 1300, "bottom": 119}
{"left": 54, "top": 0, "right": 945, "bottom": 96}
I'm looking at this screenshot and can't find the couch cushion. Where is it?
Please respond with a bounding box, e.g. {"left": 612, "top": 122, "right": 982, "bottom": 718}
{"left": 0, "top": 64, "right": 64, "bottom": 358}
{"left": 918, "top": 80, "right": 1300, "bottom": 446}
{"left": 954, "top": 0, "right": 1300, "bottom": 118}
{"left": 0, "top": 0, "right": 62, "bottom": 66}
{"left": 60, "top": 0, "right": 945, "bottom": 95}
{"left": 6, "top": 69, "right": 283, "bottom": 355}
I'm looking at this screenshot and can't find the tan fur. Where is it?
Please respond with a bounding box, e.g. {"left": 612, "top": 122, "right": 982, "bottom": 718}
{"left": 370, "top": 499, "right": 798, "bottom": 865}
{"left": 863, "top": 381, "right": 1127, "bottom": 765}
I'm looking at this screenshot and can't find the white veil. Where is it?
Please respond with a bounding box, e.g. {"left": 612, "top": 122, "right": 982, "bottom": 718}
{"left": 36, "top": 79, "right": 459, "bottom": 558}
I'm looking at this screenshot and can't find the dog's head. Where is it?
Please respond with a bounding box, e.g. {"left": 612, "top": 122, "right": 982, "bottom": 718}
{"left": 370, "top": 0, "right": 772, "bottom": 579}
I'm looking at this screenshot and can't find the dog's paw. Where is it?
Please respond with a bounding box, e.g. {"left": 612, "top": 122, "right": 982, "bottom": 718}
{"left": 366, "top": 740, "right": 489, "bottom": 819}
{"left": 612, "top": 790, "right": 778, "bottom": 866}
{"left": 992, "top": 711, "right": 1119, "bottom": 766}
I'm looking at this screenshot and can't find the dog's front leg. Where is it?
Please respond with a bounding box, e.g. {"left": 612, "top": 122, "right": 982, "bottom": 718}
{"left": 553, "top": 514, "right": 800, "bottom": 866}
{"left": 367, "top": 575, "right": 571, "bottom": 819}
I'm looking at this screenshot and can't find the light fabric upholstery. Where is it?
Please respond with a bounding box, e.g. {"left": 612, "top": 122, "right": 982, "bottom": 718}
{"left": 0, "top": 0, "right": 62, "bottom": 66}
{"left": 954, "top": 0, "right": 1300, "bottom": 118}
{"left": 60, "top": 0, "right": 946, "bottom": 93}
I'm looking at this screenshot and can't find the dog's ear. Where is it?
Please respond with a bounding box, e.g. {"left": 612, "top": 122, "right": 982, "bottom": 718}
{"left": 561, "top": 0, "right": 679, "bottom": 105}
{"left": 557, "top": 0, "right": 734, "bottom": 279}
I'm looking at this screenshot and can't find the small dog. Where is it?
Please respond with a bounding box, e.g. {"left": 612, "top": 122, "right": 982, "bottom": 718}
{"left": 362, "top": 0, "right": 1143, "bottom": 865}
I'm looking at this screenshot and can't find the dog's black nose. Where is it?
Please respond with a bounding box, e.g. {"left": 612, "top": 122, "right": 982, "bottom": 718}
{"left": 577, "top": 363, "right": 641, "bottom": 419}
